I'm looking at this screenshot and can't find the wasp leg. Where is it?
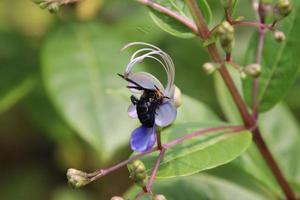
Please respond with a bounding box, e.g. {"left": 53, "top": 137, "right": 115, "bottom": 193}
{"left": 130, "top": 95, "right": 139, "bottom": 105}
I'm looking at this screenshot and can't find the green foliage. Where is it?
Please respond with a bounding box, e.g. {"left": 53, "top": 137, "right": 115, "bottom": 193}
{"left": 148, "top": 0, "right": 212, "bottom": 38}
{"left": 139, "top": 122, "right": 251, "bottom": 178}
{"left": 243, "top": 0, "right": 300, "bottom": 112}
{"left": 125, "top": 174, "right": 266, "bottom": 200}
{"left": 42, "top": 22, "right": 138, "bottom": 162}
{"left": 175, "top": 95, "right": 220, "bottom": 123}
{"left": 0, "top": 32, "right": 37, "bottom": 113}
{"left": 216, "top": 67, "right": 300, "bottom": 197}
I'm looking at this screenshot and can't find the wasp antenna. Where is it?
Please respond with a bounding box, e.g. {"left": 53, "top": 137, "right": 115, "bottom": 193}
{"left": 117, "top": 73, "right": 125, "bottom": 79}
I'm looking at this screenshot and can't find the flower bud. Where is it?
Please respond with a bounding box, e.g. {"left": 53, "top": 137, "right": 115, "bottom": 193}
{"left": 273, "top": 0, "right": 292, "bottom": 20}
{"left": 202, "top": 62, "right": 219, "bottom": 74}
{"left": 243, "top": 64, "right": 261, "bottom": 77}
{"left": 127, "top": 160, "right": 147, "bottom": 187}
{"left": 216, "top": 21, "right": 235, "bottom": 53}
{"left": 174, "top": 86, "right": 182, "bottom": 108}
{"left": 67, "top": 168, "right": 91, "bottom": 188}
{"left": 48, "top": 3, "right": 60, "bottom": 13}
{"left": 220, "top": 0, "right": 233, "bottom": 9}
{"left": 32, "top": 0, "right": 60, "bottom": 13}
{"left": 152, "top": 194, "right": 167, "bottom": 200}
{"left": 273, "top": 30, "right": 286, "bottom": 42}
{"left": 240, "top": 71, "right": 247, "bottom": 79}
{"left": 111, "top": 197, "right": 125, "bottom": 200}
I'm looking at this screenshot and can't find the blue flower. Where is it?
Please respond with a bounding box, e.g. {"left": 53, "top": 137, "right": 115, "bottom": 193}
{"left": 121, "top": 42, "right": 178, "bottom": 152}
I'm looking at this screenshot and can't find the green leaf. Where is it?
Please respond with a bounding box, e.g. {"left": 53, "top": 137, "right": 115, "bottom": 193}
{"left": 238, "top": 103, "right": 300, "bottom": 198}
{"left": 243, "top": 1, "right": 300, "bottom": 112}
{"left": 42, "top": 22, "right": 138, "bottom": 162}
{"left": 176, "top": 95, "right": 220, "bottom": 123}
{"left": 216, "top": 72, "right": 300, "bottom": 197}
{"left": 139, "top": 122, "right": 251, "bottom": 178}
{"left": 148, "top": 0, "right": 212, "bottom": 38}
{"left": 0, "top": 32, "right": 37, "bottom": 113}
{"left": 22, "top": 82, "right": 74, "bottom": 143}
{"left": 214, "top": 67, "right": 243, "bottom": 123}
{"left": 125, "top": 174, "right": 266, "bottom": 200}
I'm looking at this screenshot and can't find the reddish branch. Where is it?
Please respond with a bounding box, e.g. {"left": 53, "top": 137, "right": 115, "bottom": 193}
{"left": 136, "top": 0, "right": 297, "bottom": 199}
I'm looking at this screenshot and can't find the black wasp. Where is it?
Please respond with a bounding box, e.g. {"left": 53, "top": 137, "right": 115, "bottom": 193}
{"left": 118, "top": 73, "right": 169, "bottom": 127}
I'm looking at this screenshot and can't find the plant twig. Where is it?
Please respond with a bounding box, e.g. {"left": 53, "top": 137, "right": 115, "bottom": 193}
{"left": 181, "top": 0, "right": 296, "bottom": 199}
{"left": 164, "top": 125, "right": 243, "bottom": 148}
{"left": 136, "top": 0, "right": 198, "bottom": 34}
{"left": 232, "top": 20, "right": 274, "bottom": 31}
{"left": 89, "top": 147, "right": 158, "bottom": 181}
{"left": 156, "top": 128, "right": 163, "bottom": 150}
{"left": 146, "top": 149, "right": 166, "bottom": 191}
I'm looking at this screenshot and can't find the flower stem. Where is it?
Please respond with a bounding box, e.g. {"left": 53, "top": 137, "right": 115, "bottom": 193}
{"left": 232, "top": 21, "right": 274, "bottom": 30}
{"left": 89, "top": 147, "right": 158, "bottom": 181}
{"left": 156, "top": 128, "right": 163, "bottom": 151}
{"left": 135, "top": 0, "right": 198, "bottom": 34}
{"left": 164, "top": 125, "right": 243, "bottom": 148}
{"left": 146, "top": 149, "right": 166, "bottom": 192}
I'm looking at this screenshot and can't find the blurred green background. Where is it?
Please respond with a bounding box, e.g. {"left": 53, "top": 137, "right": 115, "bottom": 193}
{"left": 0, "top": 0, "right": 299, "bottom": 199}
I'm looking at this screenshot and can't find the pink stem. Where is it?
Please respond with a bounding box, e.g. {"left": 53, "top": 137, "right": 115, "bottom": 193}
{"left": 164, "top": 125, "right": 244, "bottom": 149}
{"left": 252, "top": 29, "right": 266, "bottom": 117}
{"left": 146, "top": 149, "right": 166, "bottom": 191}
{"left": 89, "top": 147, "right": 158, "bottom": 181}
{"left": 232, "top": 21, "right": 274, "bottom": 30}
{"left": 136, "top": 0, "right": 198, "bottom": 34}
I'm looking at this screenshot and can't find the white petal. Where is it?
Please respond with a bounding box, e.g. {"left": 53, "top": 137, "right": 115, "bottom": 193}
{"left": 128, "top": 72, "right": 164, "bottom": 93}
{"left": 155, "top": 101, "right": 177, "bottom": 127}
{"left": 128, "top": 104, "right": 138, "bottom": 118}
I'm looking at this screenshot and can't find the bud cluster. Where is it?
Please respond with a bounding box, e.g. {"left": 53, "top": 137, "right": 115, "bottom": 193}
{"left": 273, "top": 0, "right": 292, "bottom": 20}
{"left": 216, "top": 21, "right": 235, "bottom": 54}
{"left": 32, "top": 0, "right": 78, "bottom": 13}
{"left": 127, "top": 160, "right": 148, "bottom": 187}
{"left": 66, "top": 168, "right": 91, "bottom": 188}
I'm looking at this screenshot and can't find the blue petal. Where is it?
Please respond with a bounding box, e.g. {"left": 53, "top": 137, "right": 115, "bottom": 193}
{"left": 130, "top": 125, "right": 156, "bottom": 152}
{"left": 155, "top": 101, "right": 177, "bottom": 127}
